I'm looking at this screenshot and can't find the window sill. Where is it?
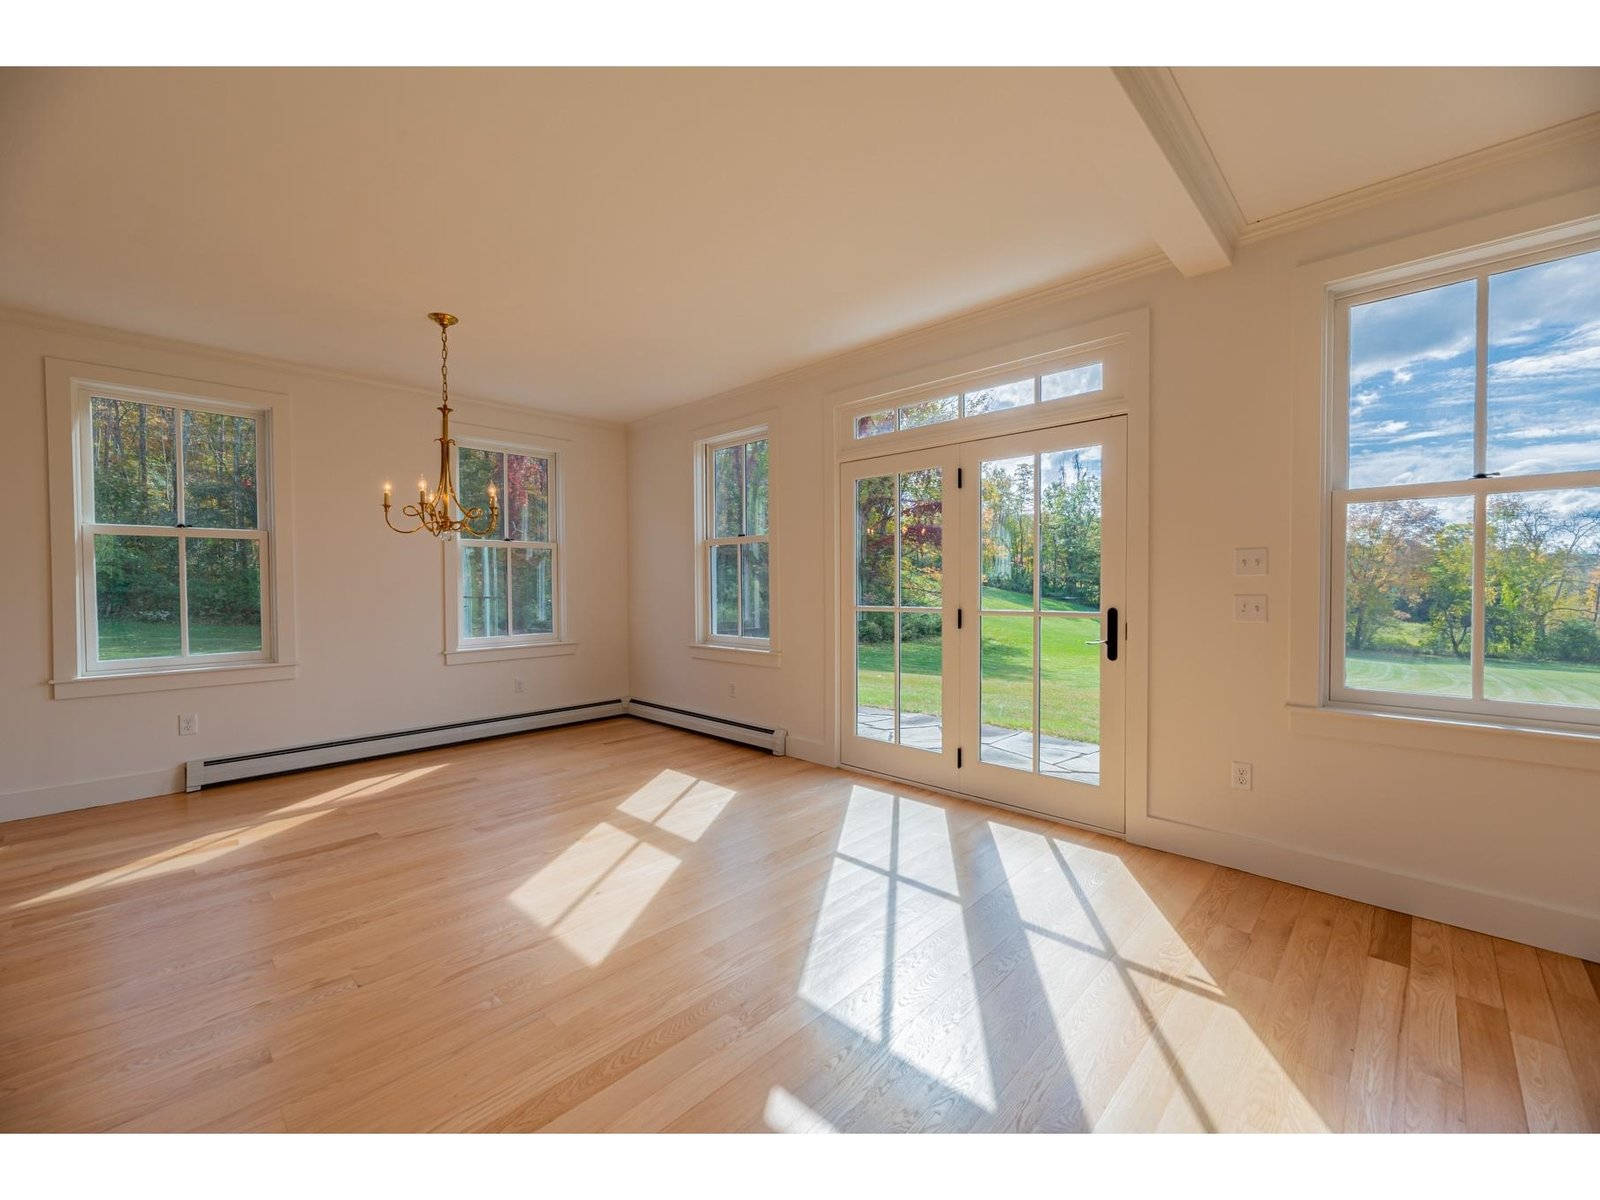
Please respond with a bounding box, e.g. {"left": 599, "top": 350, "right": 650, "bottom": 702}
{"left": 52, "top": 661, "right": 299, "bottom": 700}
{"left": 444, "top": 641, "right": 578, "bottom": 666}
{"left": 1286, "top": 702, "right": 1600, "bottom": 771}
{"left": 688, "top": 642, "right": 783, "bottom": 668}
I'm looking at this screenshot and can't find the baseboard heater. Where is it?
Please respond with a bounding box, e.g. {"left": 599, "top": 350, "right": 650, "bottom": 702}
{"left": 624, "top": 699, "right": 787, "bottom": 755}
{"left": 185, "top": 700, "right": 626, "bottom": 791}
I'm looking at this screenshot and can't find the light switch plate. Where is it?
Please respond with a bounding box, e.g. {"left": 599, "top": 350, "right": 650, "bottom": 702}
{"left": 1234, "top": 595, "right": 1268, "bottom": 622}
{"left": 1235, "top": 547, "right": 1268, "bottom": 576}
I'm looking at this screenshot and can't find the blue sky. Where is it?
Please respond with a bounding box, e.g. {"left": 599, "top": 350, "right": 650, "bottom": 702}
{"left": 1348, "top": 247, "right": 1600, "bottom": 501}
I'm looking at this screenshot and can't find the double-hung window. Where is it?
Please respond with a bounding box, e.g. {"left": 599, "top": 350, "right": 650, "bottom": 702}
{"left": 699, "top": 430, "right": 771, "bottom": 647}
{"left": 1331, "top": 237, "right": 1600, "bottom": 727}
{"left": 453, "top": 442, "right": 560, "bottom": 649}
{"left": 79, "top": 385, "right": 272, "bottom": 672}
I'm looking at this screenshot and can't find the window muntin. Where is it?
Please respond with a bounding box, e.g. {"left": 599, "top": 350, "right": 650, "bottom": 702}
{"left": 701, "top": 433, "right": 770, "bottom": 644}
{"left": 82, "top": 389, "right": 268, "bottom": 671}
{"left": 1332, "top": 239, "right": 1600, "bottom": 724}
{"left": 853, "top": 360, "right": 1104, "bottom": 440}
{"left": 456, "top": 445, "right": 558, "bottom": 645}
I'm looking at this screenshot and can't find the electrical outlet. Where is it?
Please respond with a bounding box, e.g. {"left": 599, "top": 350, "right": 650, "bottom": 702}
{"left": 1234, "top": 547, "right": 1268, "bottom": 576}
{"left": 513, "top": 678, "right": 525, "bottom": 695}
{"left": 728, "top": 683, "right": 737, "bottom": 699}
{"left": 1234, "top": 594, "right": 1268, "bottom": 622}
{"left": 1231, "top": 761, "right": 1253, "bottom": 790}
{"left": 178, "top": 713, "right": 199, "bottom": 736}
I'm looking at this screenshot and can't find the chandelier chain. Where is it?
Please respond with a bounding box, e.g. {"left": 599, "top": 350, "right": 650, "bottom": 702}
{"left": 440, "top": 321, "right": 449, "bottom": 410}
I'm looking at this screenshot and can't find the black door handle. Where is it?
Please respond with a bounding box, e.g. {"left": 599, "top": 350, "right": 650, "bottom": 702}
{"left": 1085, "top": 607, "right": 1119, "bottom": 661}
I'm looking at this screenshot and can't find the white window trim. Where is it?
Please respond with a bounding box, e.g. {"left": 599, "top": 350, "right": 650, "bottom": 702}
{"left": 45, "top": 358, "right": 298, "bottom": 700}
{"left": 442, "top": 436, "right": 573, "bottom": 664}
{"left": 1288, "top": 188, "right": 1600, "bottom": 763}
{"left": 693, "top": 422, "right": 777, "bottom": 658}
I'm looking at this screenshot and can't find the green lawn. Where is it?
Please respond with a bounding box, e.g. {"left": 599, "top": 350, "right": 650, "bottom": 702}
{"left": 98, "top": 618, "right": 260, "bottom": 660}
{"left": 856, "top": 586, "right": 1101, "bottom": 742}
{"left": 1347, "top": 650, "right": 1600, "bottom": 707}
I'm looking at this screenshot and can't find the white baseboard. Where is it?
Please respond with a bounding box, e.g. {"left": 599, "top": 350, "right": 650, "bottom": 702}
{"left": 624, "top": 700, "right": 786, "bottom": 755}
{"left": 0, "top": 767, "right": 186, "bottom": 824}
{"left": 188, "top": 701, "right": 626, "bottom": 790}
{"left": 1, "top": 702, "right": 627, "bottom": 825}
{"left": 1130, "top": 814, "right": 1600, "bottom": 961}
{"left": 781, "top": 735, "right": 832, "bottom": 766}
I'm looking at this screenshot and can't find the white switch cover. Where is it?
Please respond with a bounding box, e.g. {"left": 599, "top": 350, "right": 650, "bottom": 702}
{"left": 1234, "top": 595, "right": 1268, "bottom": 622}
{"left": 1235, "top": 547, "right": 1268, "bottom": 576}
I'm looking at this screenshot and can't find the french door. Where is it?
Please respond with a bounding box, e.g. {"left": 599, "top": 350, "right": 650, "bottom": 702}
{"left": 839, "top": 416, "right": 1126, "bottom": 832}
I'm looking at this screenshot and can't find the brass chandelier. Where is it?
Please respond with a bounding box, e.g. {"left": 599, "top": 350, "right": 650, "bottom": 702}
{"left": 383, "top": 312, "right": 499, "bottom": 539}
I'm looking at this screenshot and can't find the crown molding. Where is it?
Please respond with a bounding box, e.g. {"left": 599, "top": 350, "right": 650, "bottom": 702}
{"left": 0, "top": 302, "right": 625, "bottom": 431}
{"left": 1237, "top": 110, "right": 1600, "bottom": 247}
{"left": 627, "top": 250, "right": 1172, "bottom": 429}
{"left": 1112, "top": 67, "right": 1245, "bottom": 257}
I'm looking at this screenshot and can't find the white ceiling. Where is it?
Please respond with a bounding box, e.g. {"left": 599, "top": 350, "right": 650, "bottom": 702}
{"left": 2, "top": 68, "right": 1597, "bottom": 422}
{"left": 1172, "top": 68, "right": 1600, "bottom": 223}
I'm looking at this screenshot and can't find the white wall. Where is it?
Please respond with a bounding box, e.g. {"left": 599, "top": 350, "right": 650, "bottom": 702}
{"left": 627, "top": 141, "right": 1600, "bottom": 958}
{"left": 0, "top": 315, "right": 629, "bottom": 819}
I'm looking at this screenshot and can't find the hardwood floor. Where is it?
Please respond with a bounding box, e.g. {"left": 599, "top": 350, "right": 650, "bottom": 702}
{"left": 1, "top": 717, "right": 1595, "bottom": 1133}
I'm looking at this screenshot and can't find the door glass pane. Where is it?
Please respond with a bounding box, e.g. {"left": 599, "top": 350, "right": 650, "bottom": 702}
{"left": 963, "top": 377, "right": 1034, "bottom": 416}
{"left": 979, "top": 455, "right": 1036, "bottom": 608}
{"left": 899, "top": 395, "right": 958, "bottom": 429}
{"left": 898, "top": 612, "right": 942, "bottom": 754}
{"left": 711, "top": 544, "right": 740, "bottom": 637}
{"left": 182, "top": 409, "right": 258, "bottom": 530}
{"left": 855, "top": 612, "right": 894, "bottom": 742}
{"left": 855, "top": 474, "right": 896, "bottom": 606}
{"left": 1484, "top": 488, "right": 1600, "bottom": 707}
{"left": 712, "top": 445, "right": 743, "bottom": 537}
{"left": 1039, "top": 446, "right": 1101, "bottom": 611}
{"left": 186, "top": 537, "right": 262, "bottom": 654}
{"left": 1347, "top": 278, "right": 1477, "bottom": 488}
{"left": 1040, "top": 616, "right": 1100, "bottom": 785}
{"left": 507, "top": 454, "right": 549, "bottom": 542}
{"left": 90, "top": 397, "right": 177, "bottom": 526}
{"left": 458, "top": 448, "right": 504, "bottom": 537}
{"left": 461, "top": 544, "right": 509, "bottom": 639}
{"left": 1487, "top": 248, "right": 1600, "bottom": 477}
{"left": 899, "top": 468, "right": 942, "bottom": 607}
{"left": 94, "top": 534, "right": 180, "bottom": 660}
{"left": 743, "top": 440, "right": 769, "bottom": 536}
{"left": 741, "top": 542, "right": 770, "bottom": 638}
{"left": 511, "top": 547, "right": 554, "bottom": 635}
{"left": 1343, "top": 497, "right": 1472, "bottom": 697}
{"left": 980, "top": 616, "right": 1034, "bottom": 772}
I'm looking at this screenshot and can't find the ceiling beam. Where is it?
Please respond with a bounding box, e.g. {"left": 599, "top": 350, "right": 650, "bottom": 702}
{"left": 1096, "top": 67, "right": 1244, "bottom": 277}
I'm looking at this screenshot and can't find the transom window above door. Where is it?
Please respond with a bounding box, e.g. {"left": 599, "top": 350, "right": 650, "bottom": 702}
{"left": 852, "top": 359, "right": 1104, "bottom": 441}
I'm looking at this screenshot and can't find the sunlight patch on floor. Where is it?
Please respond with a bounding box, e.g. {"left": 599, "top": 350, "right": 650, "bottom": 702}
{"left": 797, "top": 786, "right": 995, "bottom": 1109}
{"left": 764, "top": 1085, "right": 835, "bottom": 1133}
{"left": 13, "top": 768, "right": 446, "bottom": 909}
{"left": 651, "top": 779, "right": 734, "bottom": 842}
{"left": 268, "top": 764, "right": 445, "bottom": 814}
{"left": 984, "top": 819, "right": 1323, "bottom": 1133}
{"left": 506, "top": 769, "right": 737, "bottom": 966}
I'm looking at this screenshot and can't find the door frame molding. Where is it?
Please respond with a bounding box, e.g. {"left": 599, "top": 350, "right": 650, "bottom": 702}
{"left": 826, "top": 308, "right": 1151, "bottom": 838}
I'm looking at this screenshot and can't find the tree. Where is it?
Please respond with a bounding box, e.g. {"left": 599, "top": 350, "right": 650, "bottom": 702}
{"left": 1344, "top": 501, "right": 1442, "bottom": 651}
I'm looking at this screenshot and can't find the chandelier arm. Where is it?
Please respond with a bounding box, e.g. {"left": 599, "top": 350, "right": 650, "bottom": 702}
{"left": 384, "top": 502, "right": 427, "bottom": 535}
